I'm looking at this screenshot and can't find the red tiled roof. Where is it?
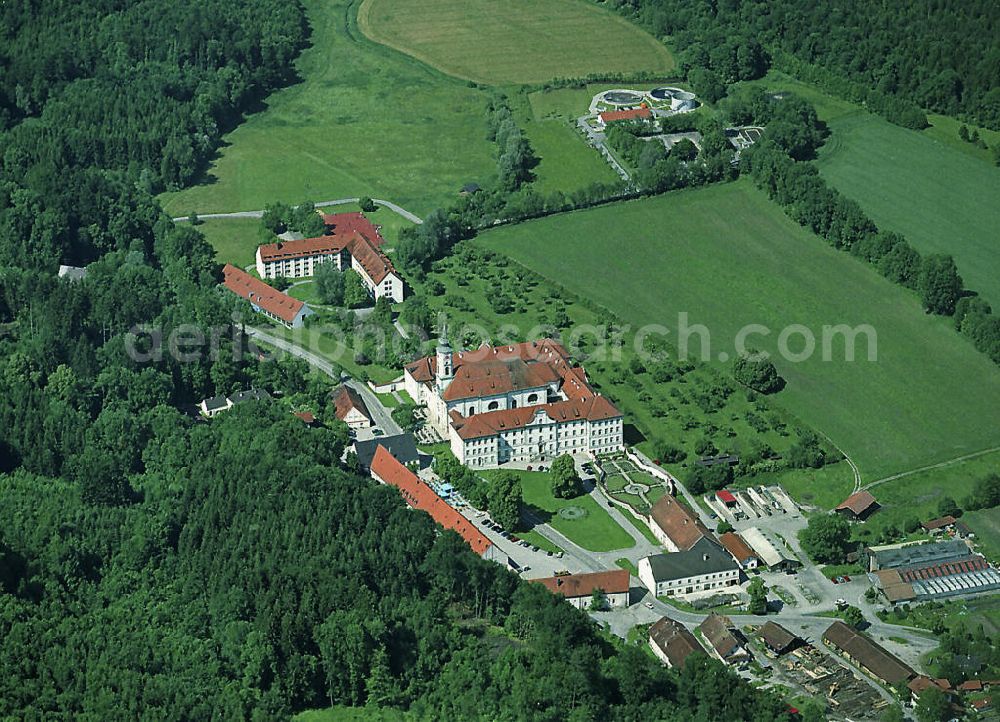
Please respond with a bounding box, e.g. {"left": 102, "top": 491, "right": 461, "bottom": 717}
{"left": 294, "top": 411, "right": 316, "bottom": 424}
{"left": 345, "top": 232, "right": 398, "bottom": 285}
{"left": 599, "top": 107, "right": 652, "bottom": 123}
{"left": 716, "top": 490, "right": 737, "bottom": 504}
{"left": 223, "top": 264, "right": 305, "bottom": 325}
{"left": 257, "top": 235, "right": 350, "bottom": 263}
{"left": 970, "top": 697, "right": 993, "bottom": 711}
{"left": 719, "top": 532, "right": 756, "bottom": 564}
{"left": 959, "top": 680, "right": 983, "bottom": 692}
{"left": 332, "top": 386, "right": 371, "bottom": 422}
{"left": 321, "top": 211, "right": 384, "bottom": 247}
{"left": 371, "top": 446, "right": 492, "bottom": 555}
{"left": 451, "top": 395, "right": 621, "bottom": 440}
{"left": 532, "top": 569, "right": 630, "bottom": 598}
{"left": 649, "top": 495, "right": 709, "bottom": 551}
{"left": 836, "top": 490, "right": 878, "bottom": 515}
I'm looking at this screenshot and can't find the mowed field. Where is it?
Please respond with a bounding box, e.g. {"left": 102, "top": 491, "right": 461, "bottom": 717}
{"left": 357, "top": 0, "right": 674, "bottom": 85}
{"left": 817, "top": 112, "right": 1000, "bottom": 308}
{"left": 478, "top": 180, "right": 1000, "bottom": 481}
{"left": 159, "top": 0, "right": 495, "bottom": 218}
{"left": 746, "top": 73, "right": 1000, "bottom": 308}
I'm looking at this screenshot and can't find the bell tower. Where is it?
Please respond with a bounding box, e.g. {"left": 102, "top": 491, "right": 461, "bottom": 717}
{"left": 435, "top": 322, "right": 454, "bottom": 390}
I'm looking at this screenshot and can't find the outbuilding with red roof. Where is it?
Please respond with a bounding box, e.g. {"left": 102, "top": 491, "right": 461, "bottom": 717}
{"left": 222, "top": 264, "right": 314, "bottom": 328}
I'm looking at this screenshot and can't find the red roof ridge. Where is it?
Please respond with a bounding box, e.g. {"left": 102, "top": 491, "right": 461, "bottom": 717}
{"left": 370, "top": 446, "right": 492, "bottom": 555}
{"left": 222, "top": 264, "right": 305, "bottom": 324}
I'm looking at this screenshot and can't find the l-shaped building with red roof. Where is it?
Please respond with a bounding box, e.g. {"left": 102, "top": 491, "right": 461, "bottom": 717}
{"left": 222, "top": 264, "right": 314, "bottom": 328}
{"left": 255, "top": 211, "right": 404, "bottom": 302}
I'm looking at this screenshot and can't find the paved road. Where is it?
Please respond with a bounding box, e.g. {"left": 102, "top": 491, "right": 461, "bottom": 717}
{"left": 172, "top": 197, "right": 423, "bottom": 224}
{"left": 246, "top": 326, "right": 401, "bottom": 435}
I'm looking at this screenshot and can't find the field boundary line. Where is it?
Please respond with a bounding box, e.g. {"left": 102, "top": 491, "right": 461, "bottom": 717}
{"left": 863, "top": 445, "right": 1000, "bottom": 490}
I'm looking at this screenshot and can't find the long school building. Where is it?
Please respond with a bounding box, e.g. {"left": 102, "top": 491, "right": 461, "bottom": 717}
{"left": 255, "top": 212, "right": 404, "bottom": 302}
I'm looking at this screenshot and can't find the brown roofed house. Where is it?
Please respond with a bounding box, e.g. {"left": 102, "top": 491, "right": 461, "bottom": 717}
{"left": 759, "top": 621, "right": 801, "bottom": 656}
{"left": 719, "top": 532, "right": 759, "bottom": 570}
{"left": 648, "top": 616, "right": 705, "bottom": 669}
{"left": 332, "top": 385, "right": 372, "bottom": 429}
{"left": 922, "top": 516, "right": 957, "bottom": 533}
{"left": 222, "top": 264, "right": 313, "bottom": 328}
{"left": 697, "top": 613, "right": 749, "bottom": 665}
{"left": 835, "top": 490, "right": 880, "bottom": 521}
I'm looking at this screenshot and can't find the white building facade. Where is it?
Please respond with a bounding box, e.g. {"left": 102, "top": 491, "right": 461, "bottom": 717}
{"left": 405, "top": 337, "right": 624, "bottom": 469}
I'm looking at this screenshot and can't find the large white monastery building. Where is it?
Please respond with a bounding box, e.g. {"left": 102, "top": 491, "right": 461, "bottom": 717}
{"left": 404, "top": 336, "right": 624, "bottom": 468}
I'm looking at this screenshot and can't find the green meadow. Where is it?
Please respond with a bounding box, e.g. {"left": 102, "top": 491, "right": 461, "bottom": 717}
{"left": 357, "top": 0, "right": 674, "bottom": 85}
{"left": 477, "top": 180, "right": 1000, "bottom": 481}
{"left": 747, "top": 72, "right": 1000, "bottom": 308}
{"left": 159, "top": 0, "right": 496, "bottom": 218}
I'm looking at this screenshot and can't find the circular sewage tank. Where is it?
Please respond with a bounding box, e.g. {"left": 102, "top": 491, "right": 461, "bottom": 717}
{"left": 602, "top": 90, "right": 644, "bottom": 106}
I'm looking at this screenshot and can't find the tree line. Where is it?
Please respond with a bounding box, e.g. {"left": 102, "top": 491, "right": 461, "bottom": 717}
{"left": 601, "top": 0, "right": 1000, "bottom": 131}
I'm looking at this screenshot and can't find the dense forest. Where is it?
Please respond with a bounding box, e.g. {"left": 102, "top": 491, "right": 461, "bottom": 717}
{"left": 607, "top": 0, "right": 1000, "bottom": 129}
{"left": 0, "top": 1, "right": 795, "bottom": 718}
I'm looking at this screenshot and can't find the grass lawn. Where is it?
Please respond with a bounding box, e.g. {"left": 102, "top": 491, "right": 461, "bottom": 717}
{"left": 477, "top": 180, "right": 1000, "bottom": 481}
{"left": 616, "top": 558, "right": 638, "bottom": 576}
{"left": 853, "top": 448, "right": 1000, "bottom": 545}
{"left": 747, "top": 462, "right": 855, "bottom": 512}
{"left": 483, "top": 469, "right": 634, "bottom": 552}
{"left": 963, "top": 507, "right": 1000, "bottom": 564}
{"left": 527, "top": 82, "right": 691, "bottom": 122}
{"left": 817, "top": 112, "right": 1000, "bottom": 308}
{"left": 195, "top": 217, "right": 262, "bottom": 267}
{"left": 522, "top": 116, "right": 618, "bottom": 193}
{"left": 159, "top": 0, "right": 496, "bottom": 218}
{"left": 287, "top": 282, "right": 322, "bottom": 305}
{"left": 357, "top": 0, "right": 674, "bottom": 85}
{"left": 518, "top": 530, "right": 562, "bottom": 555}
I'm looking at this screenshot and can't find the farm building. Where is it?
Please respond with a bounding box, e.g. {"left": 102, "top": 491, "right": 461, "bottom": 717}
{"left": 822, "top": 621, "right": 916, "bottom": 687}
{"left": 637, "top": 537, "right": 739, "bottom": 598}
{"left": 648, "top": 616, "right": 704, "bottom": 669}
{"left": 758, "top": 621, "right": 801, "bottom": 656}
{"left": 739, "top": 527, "right": 800, "bottom": 571}
{"left": 922, "top": 516, "right": 957, "bottom": 534}
{"left": 869, "top": 544, "right": 1000, "bottom": 604}
{"left": 647, "top": 495, "right": 711, "bottom": 552}
{"left": 718, "top": 532, "right": 759, "bottom": 570}
{"left": 531, "top": 570, "right": 630, "bottom": 610}
{"left": 835, "top": 490, "right": 880, "bottom": 521}
{"left": 597, "top": 107, "right": 653, "bottom": 127}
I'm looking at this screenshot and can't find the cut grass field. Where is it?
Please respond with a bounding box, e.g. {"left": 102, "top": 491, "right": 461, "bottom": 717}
{"left": 483, "top": 469, "right": 634, "bottom": 552}
{"left": 159, "top": 0, "right": 495, "bottom": 218}
{"left": 817, "top": 112, "right": 1000, "bottom": 308}
{"left": 743, "top": 462, "right": 855, "bottom": 512}
{"left": 745, "top": 72, "right": 1000, "bottom": 308}
{"left": 357, "top": 0, "right": 674, "bottom": 85}
{"left": 477, "top": 179, "right": 1000, "bottom": 481}
{"left": 964, "top": 508, "right": 1000, "bottom": 564}
{"left": 195, "top": 217, "right": 262, "bottom": 268}
{"left": 854, "top": 448, "right": 1000, "bottom": 545}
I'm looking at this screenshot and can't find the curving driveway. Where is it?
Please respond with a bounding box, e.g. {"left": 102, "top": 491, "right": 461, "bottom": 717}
{"left": 172, "top": 197, "right": 423, "bottom": 224}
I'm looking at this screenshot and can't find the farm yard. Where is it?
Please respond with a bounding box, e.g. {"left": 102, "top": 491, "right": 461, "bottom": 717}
{"left": 477, "top": 179, "right": 1000, "bottom": 482}
{"left": 357, "top": 0, "right": 674, "bottom": 85}
{"left": 159, "top": 0, "right": 496, "bottom": 219}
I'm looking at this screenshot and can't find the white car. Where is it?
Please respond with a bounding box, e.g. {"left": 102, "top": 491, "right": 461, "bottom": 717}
{"left": 644, "top": 601, "right": 654, "bottom": 609}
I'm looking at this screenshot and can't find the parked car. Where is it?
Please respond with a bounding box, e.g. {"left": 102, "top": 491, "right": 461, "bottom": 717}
{"left": 372, "top": 428, "right": 384, "bottom": 437}
{"left": 531, "top": 545, "right": 539, "bottom": 552}
{"left": 645, "top": 602, "right": 654, "bottom": 609}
